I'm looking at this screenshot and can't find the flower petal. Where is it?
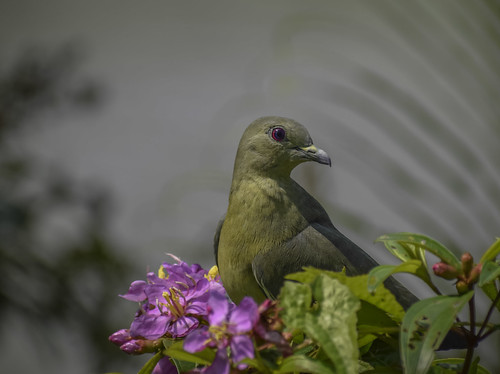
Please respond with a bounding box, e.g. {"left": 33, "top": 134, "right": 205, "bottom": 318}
{"left": 152, "top": 356, "right": 178, "bottom": 374}
{"left": 168, "top": 315, "right": 199, "bottom": 338}
{"left": 230, "top": 334, "right": 255, "bottom": 365}
{"left": 203, "top": 348, "right": 230, "bottom": 374}
{"left": 229, "top": 296, "right": 258, "bottom": 333}
{"left": 208, "top": 291, "right": 229, "bottom": 326}
{"left": 130, "top": 313, "right": 169, "bottom": 340}
{"left": 184, "top": 327, "right": 209, "bottom": 353}
{"left": 120, "top": 280, "right": 147, "bottom": 302}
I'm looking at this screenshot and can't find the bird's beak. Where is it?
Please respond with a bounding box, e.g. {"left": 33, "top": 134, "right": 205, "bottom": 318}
{"left": 299, "top": 145, "right": 332, "bottom": 167}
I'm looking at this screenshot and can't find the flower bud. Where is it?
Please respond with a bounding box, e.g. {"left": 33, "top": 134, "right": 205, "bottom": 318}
{"left": 432, "top": 262, "right": 459, "bottom": 280}
{"left": 120, "top": 340, "right": 143, "bottom": 355}
{"left": 468, "top": 263, "right": 483, "bottom": 284}
{"left": 456, "top": 280, "right": 469, "bottom": 295}
{"left": 119, "top": 337, "right": 162, "bottom": 355}
{"left": 109, "top": 329, "right": 132, "bottom": 346}
{"left": 461, "top": 252, "right": 474, "bottom": 277}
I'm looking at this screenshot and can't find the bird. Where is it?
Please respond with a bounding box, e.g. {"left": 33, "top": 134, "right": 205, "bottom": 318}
{"left": 214, "top": 116, "right": 418, "bottom": 308}
{"left": 213, "top": 116, "right": 467, "bottom": 350}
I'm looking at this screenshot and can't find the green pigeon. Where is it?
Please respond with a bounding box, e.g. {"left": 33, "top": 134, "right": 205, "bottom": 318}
{"left": 214, "top": 116, "right": 417, "bottom": 308}
{"left": 214, "top": 116, "right": 467, "bottom": 350}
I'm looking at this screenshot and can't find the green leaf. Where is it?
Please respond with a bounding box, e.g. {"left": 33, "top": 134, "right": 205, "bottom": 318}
{"left": 357, "top": 301, "right": 399, "bottom": 332}
{"left": 367, "top": 260, "right": 422, "bottom": 293}
{"left": 343, "top": 276, "right": 405, "bottom": 323}
{"left": 431, "top": 358, "right": 491, "bottom": 374}
{"left": 239, "top": 357, "right": 271, "bottom": 373}
{"left": 164, "top": 340, "right": 215, "bottom": 366}
{"left": 285, "top": 267, "right": 327, "bottom": 284}
{"left": 361, "top": 368, "right": 402, "bottom": 374}
{"left": 400, "top": 292, "right": 473, "bottom": 374}
{"left": 358, "top": 360, "right": 375, "bottom": 373}
{"left": 307, "top": 275, "right": 360, "bottom": 374}
{"left": 357, "top": 333, "right": 378, "bottom": 350}
{"left": 287, "top": 268, "right": 405, "bottom": 322}
{"left": 376, "top": 233, "right": 461, "bottom": 270}
{"left": 280, "top": 280, "right": 312, "bottom": 330}
{"left": 480, "top": 237, "right": 500, "bottom": 264}
{"left": 138, "top": 351, "right": 165, "bottom": 374}
{"left": 170, "top": 358, "right": 196, "bottom": 373}
{"left": 480, "top": 281, "right": 500, "bottom": 313}
{"left": 281, "top": 274, "right": 361, "bottom": 374}
{"left": 357, "top": 325, "right": 399, "bottom": 335}
{"left": 382, "top": 240, "right": 424, "bottom": 264}
{"left": 276, "top": 355, "right": 335, "bottom": 374}
{"left": 478, "top": 260, "right": 500, "bottom": 286}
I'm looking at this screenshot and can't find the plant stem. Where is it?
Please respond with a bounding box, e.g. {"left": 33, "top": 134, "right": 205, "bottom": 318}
{"left": 461, "top": 295, "right": 476, "bottom": 374}
{"left": 462, "top": 345, "right": 474, "bottom": 374}
{"left": 479, "top": 325, "right": 500, "bottom": 341}
{"left": 477, "top": 289, "right": 500, "bottom": 339}
{"left": 469, "top": 294, "right": 476, "bottom": 336}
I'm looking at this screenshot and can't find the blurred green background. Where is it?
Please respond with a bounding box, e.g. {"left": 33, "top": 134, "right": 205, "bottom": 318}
{"left": 1, "top": 1, "right": 499, "bottom": 373}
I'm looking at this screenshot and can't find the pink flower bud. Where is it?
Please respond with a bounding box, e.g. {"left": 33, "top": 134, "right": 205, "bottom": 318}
{"left": 120, "top": 340, "right": 143, "bottom": 355}
{"left": 120, "top": 337, "right": 162, "bottom": 355}
{"left": 432, "top": 262, "right": 459, "bottom": 280}
{"left": 468, "top": 263, "right": 483, "bottom": 284}
{"left": 109, "top": 329, "right": 132, "bottom": 346}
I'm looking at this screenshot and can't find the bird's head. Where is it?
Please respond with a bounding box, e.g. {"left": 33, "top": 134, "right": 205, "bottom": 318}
{"left": 233, "top": 116, "right": 331, "bottom": 178}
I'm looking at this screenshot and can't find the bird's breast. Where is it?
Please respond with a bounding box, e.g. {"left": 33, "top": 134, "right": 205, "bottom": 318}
{"left": 220, "top": 177, "right": 307, "bottom": 266}
{"left": 218, "top": 178, "right": 307, "bottom": 303}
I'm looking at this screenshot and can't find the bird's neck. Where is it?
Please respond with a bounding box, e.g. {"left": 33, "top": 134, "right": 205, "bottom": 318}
{"left": 225, "top": 174, "right": 307, "bottom": 245}
{"left": 229, "top": 174, "right": 291, "bottom": 206}
{"left": 232, "top": 146, "right": 295, "bottom": 181}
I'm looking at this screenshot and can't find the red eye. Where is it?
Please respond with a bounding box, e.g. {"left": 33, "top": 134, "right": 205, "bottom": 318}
{"left": 271, "top": 127, "right": 286, "bottom": 142}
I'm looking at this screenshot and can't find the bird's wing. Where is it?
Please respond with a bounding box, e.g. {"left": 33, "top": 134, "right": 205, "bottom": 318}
{"left": 251, "top": 223, "right": 358, "bottom": 300}
{"left": 315, "top": 223, "right": 420, "bottom": 309}
{"left": 252, "top": 222, "right": 419, "bottom": 309}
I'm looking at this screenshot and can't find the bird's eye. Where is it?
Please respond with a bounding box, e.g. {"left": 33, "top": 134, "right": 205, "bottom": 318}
{"left": 271, "top": 127, "right": 286, "bottom": 142}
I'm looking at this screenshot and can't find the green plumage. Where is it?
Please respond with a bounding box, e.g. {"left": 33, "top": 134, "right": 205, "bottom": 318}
{"left": 215, "top": 116, "right": 416, "bottom": 307}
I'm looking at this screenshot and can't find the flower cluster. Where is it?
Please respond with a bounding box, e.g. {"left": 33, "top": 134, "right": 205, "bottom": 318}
{"left": 432, "top": 252, "right": 483, "bottom": 293}
{"left": 109, "top": 255, "right": 288, "bottom": 373}
{"left": 122, "top": 257, "right": 221, "bottom": 340}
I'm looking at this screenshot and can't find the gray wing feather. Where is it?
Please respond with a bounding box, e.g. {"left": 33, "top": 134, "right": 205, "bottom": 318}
{"left": 252, "top": 224, "right": 356, "bottom": 300}
{"left": 252, "top": 222, "right": 418, "bottom": 309}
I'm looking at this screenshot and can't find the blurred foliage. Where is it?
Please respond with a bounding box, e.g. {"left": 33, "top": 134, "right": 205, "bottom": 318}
{"left": 0, "top": 44, "right": 134, "bottom": 372}
{"left": 0, "top": 44, "right": 100, "bottom": 137}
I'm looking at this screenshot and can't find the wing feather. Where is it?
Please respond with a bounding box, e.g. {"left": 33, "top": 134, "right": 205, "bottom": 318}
{"left": 252, "top": 222, "right": 418, "bottom": 309}
{"left": 252, "top": 224, "right": 356, "bottom": 299}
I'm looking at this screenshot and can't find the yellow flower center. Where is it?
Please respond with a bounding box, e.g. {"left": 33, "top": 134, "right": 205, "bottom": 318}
{"left": 208, "top": 322, "right": 229, "bottom": 342}
{"left": 161, "top": 287, "right": 185, "bottom": 318}
{"left": 205, "top": 265, "right": 219, "bottom": 280}
{"left": 158, "top": 265, "right": 167, "bottom": 279}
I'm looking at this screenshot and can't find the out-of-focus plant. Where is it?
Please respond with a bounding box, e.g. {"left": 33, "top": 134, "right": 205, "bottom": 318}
{"left": 0, "top": 44, "right": 132, "bottom": 372}
{"left": 111, "top": 233, "right": 499, "bottom": 374}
